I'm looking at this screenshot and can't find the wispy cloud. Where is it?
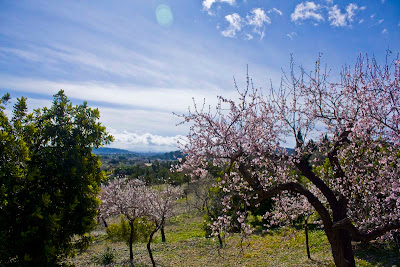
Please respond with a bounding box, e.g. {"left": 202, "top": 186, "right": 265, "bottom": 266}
{"left": 291, "top": 2, "right": 324, "bottom": 23}
{"left": 328, "top": 5, "right": 347, "bottom": 27}
{"left": 346, "top": 4, "right": 358, "bottom": 22}
{"left": 246, "top": 8, "right": 271, "bottom": 38}
{"left": 244, "top": 33, "right": 254, "bottom": 40}
{"left": 0, "top": 76, "right": 236, "bottom": 114}
{"left": 221, "top": 13, "right": 242, "bottom": 38}
{"left": 382, "top": 28, "right": 387, "bottom": 34}
{"left": 268, "top": 8, "right": 283, "bottom": 16}
{"left": 0, "top": 47, "right": 42, "bottom": 62}
{"left": 328, "top": 4, "right": 361, "bottom": 27}
{"left": 287, "top": 32, "right": 297, "bottom": 40}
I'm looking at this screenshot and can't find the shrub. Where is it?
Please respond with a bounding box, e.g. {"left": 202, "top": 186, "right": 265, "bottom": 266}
{"left": 93, "top": 246, "right": 115, "bottom": 266}
{"left": 106, "top": 215, "right": 154, "bottom": 244}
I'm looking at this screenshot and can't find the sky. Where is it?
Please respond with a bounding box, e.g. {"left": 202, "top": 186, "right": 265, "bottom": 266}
{"left": 0, "top": 0, "right": 399, "bottom": 152}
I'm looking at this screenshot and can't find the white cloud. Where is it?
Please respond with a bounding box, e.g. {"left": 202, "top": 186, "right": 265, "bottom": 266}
{"left": 328, "top": 4, "right": 360, "bottom": 27}
{"left": 244, "top": 33, "right": 253, "bottom": 40}
{"left": 325, "top": 0, "right": 334, "bottom": 4}
{"left": 291, "top": 2, "right": 324, "bottom": 23}
{"left": 359, "top": 6, "right": 366, "bottom": 10}
{"left": 221, "top": 13, "right": 242, "bottom": 38}
{"left": 0, "top": 76, "right": 237, "bottom": 115}
{"left": 107, "top": 128, "right": 188, "bottom": 152}
{"left": 202, "top": 0, "right": 235, "bottom": 13}
{"left": 0, "top": 47, "right": 41, "bottom": 62}
{"left": 268, "top": 8, "right": 283, "bottom": 16}
{"left": 359, "top": 19, "right": 364, "bottom": 24}
{"left": 246, "top": 8, "right": 271, "bottom": 37}
{"left": 328, "top": 5, "right": 347, "bottom": 27}
{"left": 287, "top": 32, "right": 297, "bottom": 40}
{"left": 377, "top": 19, "right": 384, "bottom": 25}
{"left": 345, "top": 3, "right": 358, "bottom": 22}
{"left": 382, "top": 28, "right": 387, "bottom": 34}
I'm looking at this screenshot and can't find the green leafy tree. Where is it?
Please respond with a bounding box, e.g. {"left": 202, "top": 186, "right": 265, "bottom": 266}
{"left": 0, "top": 90, "right": 113, "bottom": 265}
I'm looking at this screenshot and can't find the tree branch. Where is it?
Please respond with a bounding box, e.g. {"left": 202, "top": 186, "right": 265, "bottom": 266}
{"left": 238, "top": 163, "right": 333, "bottom": 230}
{"left": 333, "top": 218, "right": 400, "bottom": 242}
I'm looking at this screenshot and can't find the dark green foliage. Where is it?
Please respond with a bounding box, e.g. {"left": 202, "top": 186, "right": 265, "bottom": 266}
{"left": 106, "top": 215, "right": 154, "bottom": 244}
{"left": 0, "top": 91, "right": 113, "bottom": 265}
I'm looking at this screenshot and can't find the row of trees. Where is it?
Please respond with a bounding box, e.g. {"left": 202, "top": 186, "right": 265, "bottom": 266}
{"left": 99, "top": 178, "right": 182, "bottom": 266}
{"left": 177, "top": 54, "right": 400, "bottom": 267}
{"left": 112, "top": 161, "right": 189, "bottom": 185}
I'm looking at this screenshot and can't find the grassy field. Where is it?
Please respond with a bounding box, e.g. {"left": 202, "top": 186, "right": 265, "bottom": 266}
{"left": 67, "top": 209, "right": 400, "bottom": 267}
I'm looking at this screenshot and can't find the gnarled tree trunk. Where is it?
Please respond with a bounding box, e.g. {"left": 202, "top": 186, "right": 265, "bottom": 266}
{"left": 327, "top": 229, "right": 355, "bottom": 267}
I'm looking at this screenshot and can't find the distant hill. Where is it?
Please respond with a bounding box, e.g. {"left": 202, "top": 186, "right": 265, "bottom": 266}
{"left": 93, "top": 148, "right": 184, "bottom": 161}
{"left": 151, "top": 150, "right": 184, "bottom": 160}
{"left": 93, "top": 147, "right": 136, "bottom": 155}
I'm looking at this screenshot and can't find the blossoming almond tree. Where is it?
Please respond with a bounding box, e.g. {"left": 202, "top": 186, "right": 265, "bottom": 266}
{"left": 145, "top": 184, "right": 183, "bottom": 267}
{"left": 177, "top": 54, "right": 400, "bottom": 267}
{"left": 99, "top": 178, "right": 148, "bottom": 264}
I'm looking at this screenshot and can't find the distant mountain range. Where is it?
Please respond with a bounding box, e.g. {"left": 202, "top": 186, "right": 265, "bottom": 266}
{"left": 93, "top": 147, "right": 136, "bottom": 155}
{"left": 93, "top": 147, "right": 292, "bottom": 158}
{"left": 93, "top": 147, "right": 184, "bottom": 160}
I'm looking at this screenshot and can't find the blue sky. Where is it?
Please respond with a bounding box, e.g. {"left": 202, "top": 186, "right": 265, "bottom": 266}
{"left": 0, "top": 0, "right": 399, "bottom": 151}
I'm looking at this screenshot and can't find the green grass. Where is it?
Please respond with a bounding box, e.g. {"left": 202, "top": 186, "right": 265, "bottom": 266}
{"left": 66, "top": 211, "right": 400, "bottom": 266}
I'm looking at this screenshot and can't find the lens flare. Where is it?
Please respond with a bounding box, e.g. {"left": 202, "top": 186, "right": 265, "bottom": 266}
{"left": 155, "top": 4, "right": 173, "bottom": 27}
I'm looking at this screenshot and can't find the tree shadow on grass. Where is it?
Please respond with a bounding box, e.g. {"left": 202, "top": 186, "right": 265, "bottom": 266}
{"left": 354, "top": 241, "right": 400, "bottom": 267}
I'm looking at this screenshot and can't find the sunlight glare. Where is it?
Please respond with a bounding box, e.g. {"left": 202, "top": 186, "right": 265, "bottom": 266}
{"left": 155, "top": 4, "right": 173, "bottom": 28}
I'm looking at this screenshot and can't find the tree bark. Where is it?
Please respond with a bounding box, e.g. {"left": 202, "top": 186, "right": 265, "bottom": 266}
{"left": 101, "top": 217, "right": 108, "bottom": 228}
{"left": 305, "top": 219, "right": 311, "bottom": 260}
{"left": 217, "top": 233, "right": 223, "bottom": 248}
{"left": 129, "top": 220, "right": 134, "bottom": 263}
{"left": 161, "top": 225, "right": 166, "bottom": 242}
{"left": 147, "top": 225, "right": 160, "bottom": 267}
{"left": 327, "top": 229, "right": 356, "bottom": 267}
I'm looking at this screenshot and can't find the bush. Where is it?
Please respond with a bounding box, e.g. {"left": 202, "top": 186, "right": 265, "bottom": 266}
{"left": 93, "top": 246, "right": 115, "bottom": 266}
{"left": 106, "top": 215, "right": 154, "bottom": 244}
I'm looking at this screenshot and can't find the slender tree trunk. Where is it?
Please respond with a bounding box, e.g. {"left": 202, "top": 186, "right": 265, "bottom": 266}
{"left": 129, "top": 220, "right": 134, "bottom": 264}
{"left": 102, "top": 217, "right": 108, "bottom": 228}
{"left": 305, "top": 219, "right": 311, "bottom": 259}
{"left": 161, "top": 224, "right": 166, "bottom": 242}
{"left": 217, "top": 233, "right": 223, "bottom": 248}
{"left": 147, "top": 225, "right": 160, "bottom": 267}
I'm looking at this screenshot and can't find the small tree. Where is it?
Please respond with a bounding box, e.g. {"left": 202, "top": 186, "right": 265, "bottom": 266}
{"left": 99, "top": 178, "right": 148, "bottom": 264}
{"left": 145, "top": 184, "right": 183, "bottom": 267}
{"left": 177, "top": 54, "right": 400, "bottom": 267}
{"left": 0, "top": 91, "right": 113, "bottom": 265}
{"left": 187, "top": 177, "right": 227, "bottom": 248}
